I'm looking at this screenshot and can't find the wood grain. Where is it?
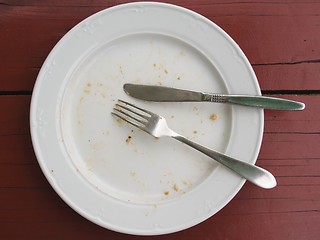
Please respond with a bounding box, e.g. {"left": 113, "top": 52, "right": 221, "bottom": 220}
{"left": 0, "top": 0, "right": 319, "bottom": 239}
{"left": 1, "top": 1, "right": 319, "bottom": 91}
{"left": 0, "top": 95, "right": 319, "bottom": 239}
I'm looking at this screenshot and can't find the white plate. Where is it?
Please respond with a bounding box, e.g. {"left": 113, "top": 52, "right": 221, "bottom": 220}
{"left": 30, "top": 2, "right": 263, "bottom": 235}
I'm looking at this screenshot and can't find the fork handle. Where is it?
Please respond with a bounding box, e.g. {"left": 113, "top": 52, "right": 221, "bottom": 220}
{"left": 172, "top": 135, "right": 276, "bottom": 189}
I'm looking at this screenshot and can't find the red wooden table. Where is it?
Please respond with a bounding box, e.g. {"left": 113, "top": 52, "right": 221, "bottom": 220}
{"left": 1, "top": 1, "right": 319, "bottom": 239}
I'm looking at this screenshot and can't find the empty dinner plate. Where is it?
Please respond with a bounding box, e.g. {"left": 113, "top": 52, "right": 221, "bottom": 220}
{"left": 30, "top": 2, "right": 263, "bottom": 235}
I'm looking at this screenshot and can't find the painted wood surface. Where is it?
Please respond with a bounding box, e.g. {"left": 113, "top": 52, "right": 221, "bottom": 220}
{"left": 0, "top": 1, "right": 319, "bottom": 239}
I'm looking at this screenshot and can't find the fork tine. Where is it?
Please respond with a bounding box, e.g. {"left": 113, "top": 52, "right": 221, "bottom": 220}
{"left": 118, "top": 99, "right": 155, "bottom": 116}
{"left": 115, "top": 103, "right": 149, "bottom": 120}
{"left": 111, "top": 112, "right": 144, "bottom": 131}
{"left": 113, "top": 107, "right": 147, "bottom": 125}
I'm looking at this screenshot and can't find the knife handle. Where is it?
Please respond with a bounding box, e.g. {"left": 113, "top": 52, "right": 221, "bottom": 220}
{"left": 204, "top": 94, "right": 305, "bottom": 110}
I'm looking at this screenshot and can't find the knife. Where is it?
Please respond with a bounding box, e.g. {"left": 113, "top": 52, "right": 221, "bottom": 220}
{"left": 123, "top": 83, "right": 305, "bottom": 110}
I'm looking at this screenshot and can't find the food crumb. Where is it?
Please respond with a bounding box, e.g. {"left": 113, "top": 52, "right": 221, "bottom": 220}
{"left": 164, "top": 191, "right": 170, "bottom": 196}
{"left": 126, "top": 135, "right": 132, "bottom": 144}
{"left": 193, "top": 130, "right": 197, "bottom": 134}
{"left": 83, "top": 89, "right": 90, "bottom": 94}
{"left": 164, "top": 69, "right": 168, "bottom": 74}
{"left": 210, "top": 113, "right": 218, "bottom": 121}
{"left": 130, "top": 170, "right": 136, "bottom": 176}
{"left": 87, "top": 82, "right": 92, "bottom": 87}
{"left": 116, "top": 118, "right": 123, "bottom": 124}
{"left": 173, "top": 184, "right": 179, "bottom": 191}
{"left": 183, "top": 180, "right": 191, "bottom": 186}
{"left": 171, "top": 115, "right": 175, "bottom": 119}
{"left": 153, "top": 63, "right": 157, "bottom": 68}
{"left": 179, "top": 51, "right": 185, "bottom": 57}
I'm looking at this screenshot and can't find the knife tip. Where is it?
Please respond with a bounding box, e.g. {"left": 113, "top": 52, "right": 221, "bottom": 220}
{"left": 123, "top": 83, "right": 131, "bottom": 96}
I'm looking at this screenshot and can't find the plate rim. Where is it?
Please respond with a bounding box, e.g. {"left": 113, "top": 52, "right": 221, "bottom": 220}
{"left": 30, "top": 1, "right": 264, "bottom": 235}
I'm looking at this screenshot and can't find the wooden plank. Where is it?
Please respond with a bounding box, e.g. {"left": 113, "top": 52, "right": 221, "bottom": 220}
{"left": 1, "top": 208, "right": 319, "bottom": 239}
{"left": 0, "top": 96, "right": 31, "bottom": 136}
{"left": 0, "top": 5, "right": 101, "bottom": 92}
{"left": 0, "top": 134, "right": 34, "bottom": 164}
{"left": 0, "top": 1, "right": 319, "bottom": 91}
{"left": 264, "top": 95, "right": 319, "bottom": 134}
{"left": 0, "top": 94, "right": 319, "bottom": 239}
{"left": 259, "top": 133, "right": 320, "bottom": 160}
{"left": 255, "top": 63, "right": 320, "bottom": 91}
{"left": 203, "top": 211, "right": 320, "bottom": 240}
{"left": 197, "top": 3, "right": 320, "bottom": 64}
{"left": 1, "top": 0, "right": 319, "bottom": 239}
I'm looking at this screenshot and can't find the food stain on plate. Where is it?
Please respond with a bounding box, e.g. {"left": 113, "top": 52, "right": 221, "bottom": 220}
{"left": 125, "top": 135, "right": 133, "bottom": 144}
{"left": 60, "top": 32, "right": 230, "bottom": 205}
{"left": 210, "top": 113, "right": 218, "bottom": 121}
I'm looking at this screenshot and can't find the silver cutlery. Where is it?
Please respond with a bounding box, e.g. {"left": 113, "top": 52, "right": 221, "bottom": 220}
{"left": 112, "top": 100, "right": 277, "bottom": 189}
{"left": 124, "top": 83, "right": 305, "bottom": 110}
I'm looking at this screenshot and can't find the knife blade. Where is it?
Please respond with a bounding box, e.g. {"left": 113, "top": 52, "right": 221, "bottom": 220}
{"left": 123, "top": 83, "right": 305, "bottom": 110}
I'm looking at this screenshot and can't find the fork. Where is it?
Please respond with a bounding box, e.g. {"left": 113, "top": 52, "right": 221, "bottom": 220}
{"left": 112, "top": 100, "right": 277, "bottom": 189}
